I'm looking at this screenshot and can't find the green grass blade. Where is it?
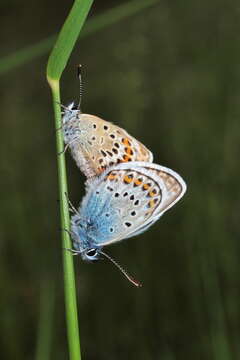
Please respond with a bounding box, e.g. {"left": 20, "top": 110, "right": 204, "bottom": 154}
{"left": 47, "top": 0, "right": 94, "bottom": 80}
{"left": 0, "top": 0, "right": 158, "bottom": 75}
{"left": 0, "top": 36, "right": 56, "bottom": 75}
{"left": 81, "top": 0, "right": 158, "bottom": 36}
{"left": 47, "top": 1, "right": 94, "bottom": 359}
{"left": 50, "top": 83, "right": 82, "bottom": 360}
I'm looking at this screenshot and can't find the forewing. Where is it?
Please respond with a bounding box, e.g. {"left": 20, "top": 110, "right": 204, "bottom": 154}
{"left": 63, "top": 112, "right": 153, "bottom": 178}
{"left": 83, "top": 162, "right": 186, "bottom": 246}
{"left": 82, "top": 165, "right": 166, "bottom": 246}
{"left": 130, "top": 162, "right": 187, "bottom": 219}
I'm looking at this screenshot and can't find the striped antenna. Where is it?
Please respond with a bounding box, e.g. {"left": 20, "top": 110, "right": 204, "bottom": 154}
{"left": 99, "top": 250, "right": 142, "bottom": 288}
{"left": 77, "top": 64, "right": 83, "bottom": 111}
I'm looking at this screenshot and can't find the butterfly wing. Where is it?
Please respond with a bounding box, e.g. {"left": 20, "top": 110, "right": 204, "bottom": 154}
{"left": 113, "top": 162, "right": 187, "bottom": 239}
{"left": 63, "top": 111, "right": 153, "bottom": 178}
{"left": 124, "top": 161, "right": 187, "bottom": 217}
{"left": 77, "top": 162, "right": 186, "bottom": 248}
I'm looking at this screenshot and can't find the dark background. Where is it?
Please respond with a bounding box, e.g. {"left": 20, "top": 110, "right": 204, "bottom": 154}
{"left": 1, "top": 1, "right": 240, "bottom": 359}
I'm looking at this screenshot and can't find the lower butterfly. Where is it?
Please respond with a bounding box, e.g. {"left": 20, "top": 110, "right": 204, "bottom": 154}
{"left": 68, "top": 162, "right": 187, "bottom": 286}
{"left": 61, "top": 65, "right": 153, "bottom": 178}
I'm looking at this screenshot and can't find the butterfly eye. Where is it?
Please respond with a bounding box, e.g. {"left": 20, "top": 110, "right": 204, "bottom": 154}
{"left": 86, "top": 249, "right": 97, "bottom": 257}
{"left": 85, "top": 249, "right": 100, "bottom": 262}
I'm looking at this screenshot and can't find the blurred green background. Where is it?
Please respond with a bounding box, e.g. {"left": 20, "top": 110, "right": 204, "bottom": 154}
{"left": 1, "top": 0, "right": 240, "bottom": 359}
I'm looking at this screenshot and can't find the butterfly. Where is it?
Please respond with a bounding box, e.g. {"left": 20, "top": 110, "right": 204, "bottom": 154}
{"left": 62, "top": 105, "right": 153, "bottom": 178}
{"left": 68, "top": 162, "right": 187, "bottom": 286}
{"left": 62, "top": 65, "right": 153, "bottom": 178}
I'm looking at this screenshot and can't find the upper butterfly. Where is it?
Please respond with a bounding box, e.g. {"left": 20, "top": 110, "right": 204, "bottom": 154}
{"left": 62, "top": 106, "right": 153, "bottom": 178}
{"left": 70, "top": 162, "right": 187, "bottom": 262}
{"left": 62, "top": 66, "right": 153, "bottom": 178}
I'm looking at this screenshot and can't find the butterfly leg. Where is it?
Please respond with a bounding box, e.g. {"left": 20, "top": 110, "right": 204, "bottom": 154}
{"left": 58, "top": 137, "right": 78, "bottom": 155}
{"left": 55, "top": 101, "right": 73, "bottom": 112}
{"left": 57, "top": 143, "right": 70, "bottom": 155}
{"left": 64, "top": 192, "right": 80, "bottom": 216}
{"left": 63, "top": 247, "right": 80, "bottom": 256}
{"left": 55, "top": 124, "right": 63, "bottom": 132}
{"left": 60, "top": 227, "right": 74, "bottom": 237}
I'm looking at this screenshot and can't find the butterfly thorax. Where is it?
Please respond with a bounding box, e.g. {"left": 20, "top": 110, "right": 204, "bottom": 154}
{"left": 63, "top": 108, "right": 101, "bottom": 177}
{"left": 71, "top": 214, "right": 103, "bottom": 259}
{"left": 62, "top": 105, "right": 81, "bottom": 143}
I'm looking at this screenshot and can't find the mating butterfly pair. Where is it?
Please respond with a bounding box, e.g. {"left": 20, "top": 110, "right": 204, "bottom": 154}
{"left": 61, "top": 68, "right": 186, "bottom": 286}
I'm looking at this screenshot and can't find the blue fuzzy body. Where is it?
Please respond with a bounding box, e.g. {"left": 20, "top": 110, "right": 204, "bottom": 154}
{"left": 71, "top": 184, "right": 120, "bottom": 255}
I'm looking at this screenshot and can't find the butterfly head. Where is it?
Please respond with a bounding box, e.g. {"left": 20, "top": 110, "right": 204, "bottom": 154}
{"left": 82, "top": 248, "right": 101, "bottom": 262}
{"left": 67, "top": 102, "right": 76, "bottom": 111}
{"left": 71, "top": 214, "right": 103, "bottom": 261}
{"left": 62, "top": 102, "right": 79, "bottom": 118}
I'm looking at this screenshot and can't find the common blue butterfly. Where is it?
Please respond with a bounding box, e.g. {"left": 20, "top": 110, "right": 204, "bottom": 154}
{"left": 62, "top": 66, "right": 153, "bottom": 178}
{"left": 69, "top": 162, "right": 186, "bottom": 286}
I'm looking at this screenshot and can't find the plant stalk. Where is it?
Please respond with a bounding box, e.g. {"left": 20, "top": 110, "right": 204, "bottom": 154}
{"left": 49, "top": 79, "right": 81, "bottom": 359}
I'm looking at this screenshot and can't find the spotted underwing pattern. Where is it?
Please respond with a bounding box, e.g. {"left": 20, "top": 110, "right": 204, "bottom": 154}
{"left": 62, "top": 104, "right": 153, "bottom": 178}
{"left": 61, "top": 89, "right": 186, "bottom": 285}
{"left": 71, "top": 162, "right": 186, "bottom": 261}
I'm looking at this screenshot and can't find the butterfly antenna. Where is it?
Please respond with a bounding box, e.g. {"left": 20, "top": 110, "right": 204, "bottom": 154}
{"left": 99, "top": 250, "right": 142, "bottom": 288}
{"left": 77, "top": 64, "right": 83, "bottom": 111}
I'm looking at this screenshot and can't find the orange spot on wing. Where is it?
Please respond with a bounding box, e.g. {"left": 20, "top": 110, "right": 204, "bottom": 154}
{"left": 108, "top": 173, "right": 116, "bottom": 181}
{"left": 148, "top": 199, "right": 155, "bottom": 208}
{"left": 148, "top": 198, "right": 158, "bottom": 208}
{"left": 125, "top": 147, "right": 133, "bottom": 155}
{"left": 143, "top": 183, "right": 150, "bottom": 190}
{"left": 124, "top": 175, "right": 133, "bottom": 184}
{"left": 134, "top": 178, "right": 142, "bottom": 186}
{"left": 148, "top": 188, "right": 157, "bottom": 197}
{"left": 123, "top": 154, "right": 131, "bottom": 162}
{"left": 122, "top": 138, "right": 131, "bottom": 146}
